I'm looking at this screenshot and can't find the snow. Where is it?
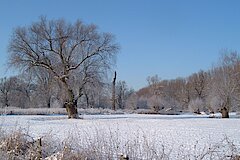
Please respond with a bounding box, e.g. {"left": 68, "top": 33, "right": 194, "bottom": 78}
{"left": 1, "top": 114, "right": 240, "bottom": 158}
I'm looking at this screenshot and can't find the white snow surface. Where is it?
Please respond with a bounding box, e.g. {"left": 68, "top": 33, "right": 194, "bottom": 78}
{"left": 0, "top": 113, "right": 240, "bottom": 159}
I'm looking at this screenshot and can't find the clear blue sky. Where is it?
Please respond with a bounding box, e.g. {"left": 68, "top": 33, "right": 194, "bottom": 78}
{"left": 1, "top": 0, "right": 240, "bottom": 90}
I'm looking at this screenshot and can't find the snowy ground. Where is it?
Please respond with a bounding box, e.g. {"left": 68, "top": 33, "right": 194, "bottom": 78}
{"left": 0, "top": 113, "right": 240, "bottom": 159}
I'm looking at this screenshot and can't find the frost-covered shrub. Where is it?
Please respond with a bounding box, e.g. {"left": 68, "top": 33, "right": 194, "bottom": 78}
{"left": 188, "top": 98, "right": 205, "bottom": 114}
{"left": 147, "top": 95, "right": 163, "bottom": 112}
{"left": 147, "top": 96, "right": 181, "bottom": 113}
{"left": 0, "top": 130, "right": 37, "bottom": 159}
{"left": 125, "top": 93, "right": 138, "bottom": 110}
{"left": 209, "top": 96, "right": 224, "bottom": 113}
{"left": 136, "top": 97, "right": 148, "bottom": 109}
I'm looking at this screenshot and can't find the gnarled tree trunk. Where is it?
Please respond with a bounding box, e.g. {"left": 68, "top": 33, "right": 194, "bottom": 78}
{"left": 220, "top": 107, "right": 229, "bottom": 118}
{"left": 219, "top": 97, "right": 230, "bottom": 118}
{"left": 64, "top": 101, "right": 78, "bottom": 119}
{"left": 63, "top": 82, "right": 78, "bottom": 119}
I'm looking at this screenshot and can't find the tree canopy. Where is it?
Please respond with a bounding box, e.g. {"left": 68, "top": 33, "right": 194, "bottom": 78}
{"left": 8, "top": 17, "right": 119, "bottom": 118}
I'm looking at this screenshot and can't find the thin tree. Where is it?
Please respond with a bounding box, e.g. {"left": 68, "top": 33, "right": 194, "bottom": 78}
{"left": 112, "top": 71, "right": 117, "bottom": 110}
{"left": 8, "top": 17, "right": 119, "bottom": 118}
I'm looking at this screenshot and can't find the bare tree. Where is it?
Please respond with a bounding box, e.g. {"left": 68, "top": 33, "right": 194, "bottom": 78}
{"left": 188, "top": 70, "right": 208, "bottom": 100}
{"left": 210, "top": 51, "right": 240, "bottom": 118}
{"left": 0, "top": 76, "right": 34, "bottom": 108}
{"left": 30, "top": 68, "right": 55, "bottom": 108}
{"left": 116, "top": 80, "right": 126, "bottom": 109}
{"left": 116, "top": 81, "right": 133, "bottom": 109}
{"left": 8, "top": 17, "right": 119, "bottom": 118}
{"left": 147, "top": 95, "right": 163, "bottom": 112}
{"left": 126, "top": 93, "right": 138, "bottom": 110}
{"left": 0, "top": 77, "right": 12, "bottom": 108}
{"left": 147, "top": 74, "right": 161, "bottom": 95}
{"left": 80, "top": 80, "right": 103, "bottom": 108}
{"left": 179, "top": 79, "right": 192, "bottom": 110}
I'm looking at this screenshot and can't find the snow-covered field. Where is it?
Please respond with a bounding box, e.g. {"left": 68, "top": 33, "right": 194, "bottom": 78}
{"left": 1, "top": 113, "right": 240, "bottom": 159}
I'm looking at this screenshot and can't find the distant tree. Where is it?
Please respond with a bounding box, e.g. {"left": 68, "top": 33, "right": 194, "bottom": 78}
{"left": 0, "top": 77, "right": 12, "bottom": 107}
{"left": 147, "top": 95, "right": 163, "bottom": 112}
{"left": 0, "top": 76, "right": 34, "bottom": 108}
{"left": 12, "top": 75, "right": 35, "bottom": 108}
{"left": 188, "top": 70, "right": 208, "bottom": 100}
{"left": 147, "top": 74, "right": 161, "bottom": 95}
{"left": 31, "top": 68, "right": 55, "bottom": 108}
{"left": 116, "top": 80, "right": 125, "bottom": 109}
{"left": 126, "top": 93, "right": 138, "bottom": 110}
{"left": 79, "top": 80, "right": 104, "bottom": 108}
{"left": 116, "top": 81, "right": 133, "bottom": 109}
{"left": 178, "top": 79, "right": 192, "bottom": 110}
{"left": 8, "top": 17, "right": 119, "bottom": 118}
{"left": 136, "top": 96, "right": 148, "bottom": 109}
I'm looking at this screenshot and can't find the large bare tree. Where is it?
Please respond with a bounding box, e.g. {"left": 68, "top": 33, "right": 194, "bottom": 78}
{"left": 8, "top": 17, "right": 119, "bottom": 118}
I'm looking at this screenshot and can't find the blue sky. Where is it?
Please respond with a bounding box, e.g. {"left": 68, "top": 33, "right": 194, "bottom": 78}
{"left": 1, "top": 0, "right": 240, "bottom": 90}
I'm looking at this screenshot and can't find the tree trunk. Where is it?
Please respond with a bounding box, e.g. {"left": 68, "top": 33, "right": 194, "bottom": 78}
{"left": 47, "top": 97, "right": 51, "bottom": 108}
{"left": 64, "top": 88, "right": 78, "bottom": 119}
{"left": 65, "top": 101, "right": 78, "bottom": 119}
{"left": 85, "top": 93, "right": 89, "bottom": 108}
{"left": 220, "top": 107, "right": 229, "bottom": 118}
{"left": 61, "top": 78, "right": 79, "bottom": 119}
{"left": 220, "top": 97, "right": 230, "bottom": 118}
{"left": 5, "top": 96, "right": 9, "bottom": 108}
{"left": 3, "top": 92, "right": 10, "bottom": 108}
{"left": 112, "top": 71, "right": 117, "bottom": 110}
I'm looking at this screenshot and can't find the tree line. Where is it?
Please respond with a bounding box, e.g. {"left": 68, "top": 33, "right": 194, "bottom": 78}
{"left": 0, "top": 72, "right": 133, "bottom": 111}
{"left": 2, "top": 50, "right": 239, "bottom": 118}
{"left": 128, "top": 51, "right": 240, "bottom": 117}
